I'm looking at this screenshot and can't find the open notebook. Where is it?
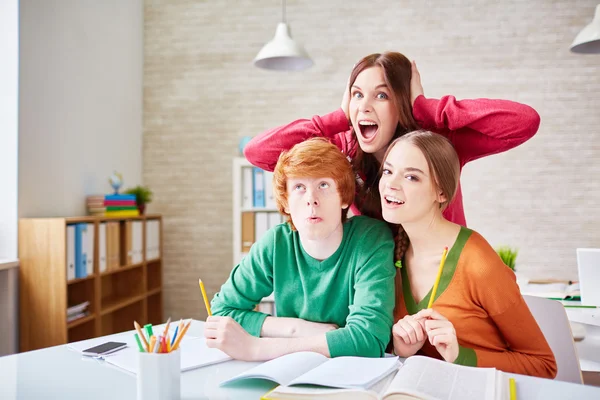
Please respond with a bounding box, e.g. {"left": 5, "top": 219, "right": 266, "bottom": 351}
{"left": 520, "top": 281, "right": 580, "bottom": 300}
{"left": 69, "top": 333, "right": 231, "bottom": 374}
{"left": 221, "top": 352, "right": 401, "bottom": 389}
{"left": 261, "top": 355, "right": 508, "bottom": 400}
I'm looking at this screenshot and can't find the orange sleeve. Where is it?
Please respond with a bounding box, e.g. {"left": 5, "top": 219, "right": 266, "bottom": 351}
{"left": 469, "top": 245, "right": 557, "bottom": 378}
{"left": 476, "top": 295, "right": 557, "bottom": 378}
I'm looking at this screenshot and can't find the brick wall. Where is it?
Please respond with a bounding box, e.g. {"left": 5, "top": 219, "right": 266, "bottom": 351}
{"left": 143, "top": 0, "right": 600, "bottom": 319}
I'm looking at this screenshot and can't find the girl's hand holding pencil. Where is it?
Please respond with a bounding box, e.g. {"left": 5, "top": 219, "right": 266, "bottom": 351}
{"left": 415, "top": 308, "right": 459, "bottom": 363}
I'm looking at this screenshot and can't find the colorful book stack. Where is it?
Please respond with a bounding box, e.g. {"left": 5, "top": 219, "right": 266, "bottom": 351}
{"left": 105, "top": 194, "right": 139, "bottom": 217}
{"left": 86, "top": 195, "right": 106, "bottom": 216}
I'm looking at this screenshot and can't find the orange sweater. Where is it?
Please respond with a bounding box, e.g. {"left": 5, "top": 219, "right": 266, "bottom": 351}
{"left": 394, "top": 227, "right": 557, "bottom": 379}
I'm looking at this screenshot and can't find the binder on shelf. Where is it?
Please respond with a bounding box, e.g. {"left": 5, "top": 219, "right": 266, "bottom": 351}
{"left": 125, "top": 221, "right": 134, "bottom": 265}
{"left": 146, "top": 220, "right": 159, "bottom": 260}
{"left": 132, "top": 221, "right": 143, "bottom": 264}
{"left": 254, "top": 212, "right": 269, "bottom": 242}
{"left": 74, "top": 224, "right": 86, "bottom": 279}
{"left": 242, "top": 167, "right": 253, "bottom": 209}
{"left": 66, "top": 225, "right": 76, "bottom": 281}
{"left": 106, "top": 221, "right": 120, "bottom": 271}
{"left": 264, "top": 171, "right": 276, "bottom": 209}
{"left": 241, "top": 212, "right": 255, "bottom": 253}
{"left": 99, "top": 223, "right": 107, "bottom": 273}
{"left": 253, "top": 167, "right": 266, "bottom": 208}
{"left": 85, "top": 223, "right": 94, "bottom": 275}
{"left": 268, "top": 212, "right": 282, "bottom": 229}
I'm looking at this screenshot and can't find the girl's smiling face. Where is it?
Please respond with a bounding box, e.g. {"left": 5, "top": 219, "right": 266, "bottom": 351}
{"left": 379, "top": 141, "right": 446, "bottom": 225}
{"left": 349, "top": 66, "right": 399, "bottom": 162}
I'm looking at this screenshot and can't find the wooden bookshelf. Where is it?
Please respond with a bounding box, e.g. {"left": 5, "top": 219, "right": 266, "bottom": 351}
{"left": 232, "top": 157, "right": 279, "bottom": 314}
{"left": 18, "top": 214, "right": 163, "bottom": 352}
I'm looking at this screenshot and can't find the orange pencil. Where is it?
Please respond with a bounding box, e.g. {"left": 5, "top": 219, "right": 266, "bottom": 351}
{"left": 134, "top": 321, "right": 150, "bottom": 352}
{"left": 171, "top": 320, "right": 192, "bottom": 351}
{"left": 162, "top": 317, "right": 171, "bottom": 338}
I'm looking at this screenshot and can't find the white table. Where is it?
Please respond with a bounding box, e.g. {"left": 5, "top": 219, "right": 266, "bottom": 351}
{"left": 1, "top": 320, "right": 600, "bottom": 399}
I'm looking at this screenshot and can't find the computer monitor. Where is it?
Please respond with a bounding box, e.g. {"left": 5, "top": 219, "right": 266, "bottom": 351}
{"left": 576, "top": 248, "right": 600, "bottom": 306}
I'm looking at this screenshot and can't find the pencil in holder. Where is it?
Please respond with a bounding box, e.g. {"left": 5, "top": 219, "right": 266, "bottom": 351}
{"left": 137, "top": 348, "right": 181, "bottom": 400}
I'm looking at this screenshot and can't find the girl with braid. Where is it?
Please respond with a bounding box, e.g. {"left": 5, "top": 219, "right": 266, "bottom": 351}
{"left": 379, "top": 130, "right": 556, "bottom": 378}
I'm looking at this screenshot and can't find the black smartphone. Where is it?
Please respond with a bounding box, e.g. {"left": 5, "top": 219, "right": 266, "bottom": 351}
{"left": 82, "top": 341, "right": 127, "bottom": 357}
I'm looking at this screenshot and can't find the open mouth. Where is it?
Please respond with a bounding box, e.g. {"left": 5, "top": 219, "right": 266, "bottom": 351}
{"left": 358, "top": 121, "right": 379, "bottom": 140}
{"left": 307, "top": 216, "right": 322, "bottom": 223}
{"left": 384, "top": 195, "right": 405, "bottom": 206}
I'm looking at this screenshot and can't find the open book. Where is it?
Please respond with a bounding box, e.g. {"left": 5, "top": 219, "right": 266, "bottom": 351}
{"left": 261, "top": 355, "right": 508, "bottom": 400}
{"left": 520, "top": 281, "right": 580, "bottom": 300}
{"left": 221, "top": 352, "right": 400, "bottom": 390}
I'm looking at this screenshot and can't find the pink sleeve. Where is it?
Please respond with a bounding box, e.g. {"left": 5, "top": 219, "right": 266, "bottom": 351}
{"left": 412, "top": 95, "right": 540, "bottom": 165}
{"left": 244, "top": 109, "right": 355, "bottom": 172}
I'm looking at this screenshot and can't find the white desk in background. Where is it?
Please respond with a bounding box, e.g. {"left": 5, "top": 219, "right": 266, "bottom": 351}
{"left": 1, "top": 320, "right": 600, "bottom": 400}
{"left": 566, "top": 307, "right": 600, "bottom": 372}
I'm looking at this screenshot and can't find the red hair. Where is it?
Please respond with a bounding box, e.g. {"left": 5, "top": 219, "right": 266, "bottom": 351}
{"left": 273, "top": 138, "right": 355, "bottom": 230}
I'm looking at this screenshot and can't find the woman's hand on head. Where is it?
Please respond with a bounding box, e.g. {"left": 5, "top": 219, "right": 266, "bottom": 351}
{"left": 391, "top": 314, "right": 427, "bottom": 357}
{"left": 416, "top": 308, "right": 459, "bottom": 363}
{"left": 410, "top": 60, "right": 424, "bottom": 107}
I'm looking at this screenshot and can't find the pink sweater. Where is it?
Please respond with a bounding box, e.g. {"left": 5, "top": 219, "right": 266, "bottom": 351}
{"left": 244, "top": 95, "right": 540, "bottom": 226}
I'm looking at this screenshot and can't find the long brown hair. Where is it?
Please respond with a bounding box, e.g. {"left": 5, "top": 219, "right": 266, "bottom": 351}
{"left": 348, "top": 52, "right": 420, "bottom": 218}
{"left": 382, "top": 130, "right": 461, "bottom": 262}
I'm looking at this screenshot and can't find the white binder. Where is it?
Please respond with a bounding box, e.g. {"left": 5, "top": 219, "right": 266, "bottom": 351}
{"left": 66, "top": 225, "right": 76, "bottom": 281}
{"left": 99, "top": 223, "right": 107, "bottom": 273}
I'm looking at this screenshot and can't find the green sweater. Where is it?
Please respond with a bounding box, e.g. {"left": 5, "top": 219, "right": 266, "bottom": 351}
{"left": 211, "top": 216, "right": 396, "bottom": 358}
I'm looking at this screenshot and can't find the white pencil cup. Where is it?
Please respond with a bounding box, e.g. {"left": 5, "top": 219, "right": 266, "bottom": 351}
{"left": 137, "top": 349, "right": 181, "bottom": 400}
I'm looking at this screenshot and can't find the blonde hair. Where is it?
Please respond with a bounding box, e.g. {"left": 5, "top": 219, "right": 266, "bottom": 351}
{"left": 273, "top": 138, "right": 355, "bottom": 230}
{"left": 382, "top": 130, "right": 460, "bottom": 261}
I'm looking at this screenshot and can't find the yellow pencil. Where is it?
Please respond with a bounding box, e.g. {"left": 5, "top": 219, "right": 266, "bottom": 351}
{"left": 134, "top": 321, "right": 150, "bottom": 352}
{"left": 427, "top": 246, "right": 449, "bottom": 309}
{"left": 509, "top": 377, "right": 517, "bottom": 400}
{"left": 172, "top": 320, "right": 192, "bottom": 351}
{"left": 199, "top": 279, "right": 212, "bottom": 316}
{"left": 148, "top": 336, "right": 156, "bottom": 354}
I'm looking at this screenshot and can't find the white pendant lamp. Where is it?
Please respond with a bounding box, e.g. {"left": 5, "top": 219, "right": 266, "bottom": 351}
{"left": 253, "top": 0, "right": 313, "bottom": 71}
{"left": 570, "top": 4, "right": 600, "bottom": 54}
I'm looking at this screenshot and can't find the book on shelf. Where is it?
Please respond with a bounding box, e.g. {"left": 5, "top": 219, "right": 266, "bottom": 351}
{"left": 67, "top": 311, "right": 90, "bottom": 323}
{"left": 222, "top": 351, "right": 400, "bottom": 390}
{"left": 67, "top": 301, "right": 90, "bottom": 316}
{"left": 261, "top": 355, "right": 508, "bottom": 400}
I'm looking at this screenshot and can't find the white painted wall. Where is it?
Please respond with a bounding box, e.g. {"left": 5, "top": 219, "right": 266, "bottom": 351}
{"left": 0, "top": 0, "right": 19, "bottom": 259}
{"left": 18, "top": 0, "right": 144, "bottom": 218}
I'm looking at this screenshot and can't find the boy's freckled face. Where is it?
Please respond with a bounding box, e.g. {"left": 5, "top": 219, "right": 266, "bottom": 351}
{"left": 285, "top": 177, "right": 347, "bottom": 241}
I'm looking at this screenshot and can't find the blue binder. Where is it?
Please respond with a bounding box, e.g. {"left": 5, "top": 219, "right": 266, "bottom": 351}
{"left": 74, "top": 224, "right": 87, "bottom": 279}
{"left": 253, "top": 168, "right": 265, "bottom": 208}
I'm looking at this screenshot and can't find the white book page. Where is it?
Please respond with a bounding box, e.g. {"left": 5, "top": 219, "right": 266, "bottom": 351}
{"left": 383, "top": 356, "right": 496, "bottom": 400}
{"left": 290, "top": 356, "right": 401, "bottom": 389}
{"left": 104, "top": 337, "right": 230, "bottom": 374}
{"left": 221, "top": 351, "right": 328, "bottom": 386}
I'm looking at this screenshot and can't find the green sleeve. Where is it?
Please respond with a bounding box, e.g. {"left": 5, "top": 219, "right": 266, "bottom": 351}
{"left": 325, "top": 222, "right": 396, "bottom": 357}
{"left": 453, "top": 345, "right": 477, "bottom": 367}
{"left": 210, "top": 227, "right": 276, "bottom": 337}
